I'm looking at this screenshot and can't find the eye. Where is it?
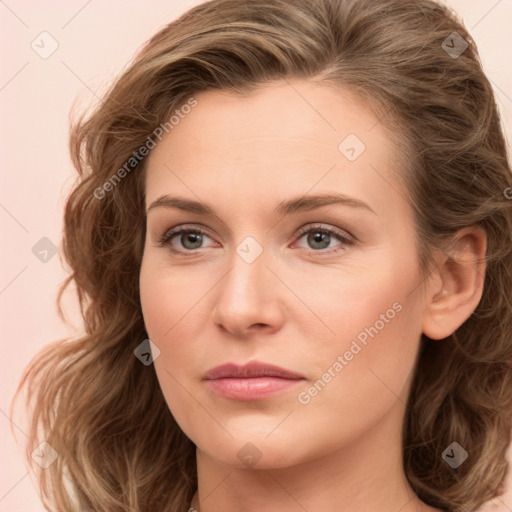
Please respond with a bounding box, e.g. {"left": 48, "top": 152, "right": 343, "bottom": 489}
{"left": 293, "top": 224, "right": 354, "bottom": 255}
{"left": 157, "top": 223, "right": 355, "bottom": 257}
{"left": 158, "top": 225, "right": 217, "bottom": 253}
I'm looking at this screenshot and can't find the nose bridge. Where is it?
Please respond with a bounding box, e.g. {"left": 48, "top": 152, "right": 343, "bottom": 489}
{"left": 213, "top": 233, "right": 282, "bottom": 334}
{"left": 222, "top": 235, "right": 270, "bottom": 305}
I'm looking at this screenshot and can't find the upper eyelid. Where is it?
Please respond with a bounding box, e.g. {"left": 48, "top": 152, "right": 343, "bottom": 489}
{"left": 162, "top": 223, "right": 215, "bottom": 239}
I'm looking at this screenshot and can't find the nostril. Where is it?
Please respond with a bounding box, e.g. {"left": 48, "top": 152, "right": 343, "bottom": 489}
{"left": 247, "top": 322, "right": 271, "bottom": 332}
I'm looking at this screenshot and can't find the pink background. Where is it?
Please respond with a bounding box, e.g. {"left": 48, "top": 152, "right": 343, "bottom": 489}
{"left": 1, "top": 1, "right": 511, "bottom": 510}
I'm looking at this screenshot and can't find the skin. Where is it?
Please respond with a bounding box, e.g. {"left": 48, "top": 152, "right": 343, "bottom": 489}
{"left": 139, "top": 79, "right": 486, "bottom": 512}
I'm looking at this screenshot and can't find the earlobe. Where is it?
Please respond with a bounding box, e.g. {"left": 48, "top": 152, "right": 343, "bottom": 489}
{"left": 422, "top": 227, "right": 487, "bottom": 341}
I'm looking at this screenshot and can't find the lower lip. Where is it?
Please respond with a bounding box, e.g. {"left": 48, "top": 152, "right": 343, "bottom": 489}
{"left": 204, "top": 377, "right": 304, "bottom": 400}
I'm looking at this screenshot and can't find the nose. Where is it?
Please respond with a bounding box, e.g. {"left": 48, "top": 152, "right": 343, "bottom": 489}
{"left": 212, "top": 241, "right": 286, "bottom": 338}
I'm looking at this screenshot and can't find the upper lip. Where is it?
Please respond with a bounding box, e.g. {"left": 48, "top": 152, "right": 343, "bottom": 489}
{"left": 203, "top": 361, "right": 305, "bottom": 380}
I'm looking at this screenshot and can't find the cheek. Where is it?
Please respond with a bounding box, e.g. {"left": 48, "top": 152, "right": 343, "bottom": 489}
{"left": 295, "top": 258, "right": 424, "bottom": 407}
{"left": 288, "top": 260, "right": 413, "bottom": 354}
{"left": 139, "top": 265, "right": 174, "bottom": 342}
{"left": 139, "top": 254, "right": 219, "bottom": 387}
{"left": 139, "top": 259, "right": 206, "bottom": 431}
{"left": 302, "top": 282, "right": 423, "bottom": 423}
{"left": 139, "top": 254, "right": 207, "bottom": 342}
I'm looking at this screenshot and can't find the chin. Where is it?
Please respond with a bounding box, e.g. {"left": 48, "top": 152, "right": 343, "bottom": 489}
{"left": 194, "top": 427, "right": 328, "bottom": 471}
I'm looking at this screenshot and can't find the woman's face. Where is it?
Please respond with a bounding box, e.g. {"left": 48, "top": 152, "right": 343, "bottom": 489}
{"left": 140, "top": 79, "right": 430, "bottom": 468}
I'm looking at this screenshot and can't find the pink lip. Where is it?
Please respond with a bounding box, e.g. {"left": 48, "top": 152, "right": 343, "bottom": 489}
{"left": 203, "top": 361, "right": 305, "bottom": 380}
{"left": 203, "top": 361, "right": 305, "bottom": 400}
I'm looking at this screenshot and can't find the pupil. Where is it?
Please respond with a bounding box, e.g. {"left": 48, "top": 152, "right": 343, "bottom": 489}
{"left": 182, "top": 232, "right": 202, "bottom": 249}
{"left": 308, "top": 231, "right": 330, "bottom": 249}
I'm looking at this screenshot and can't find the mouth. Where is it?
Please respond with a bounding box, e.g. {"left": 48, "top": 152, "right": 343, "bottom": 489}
{"left": 203, "top": 361, "right": 306, "bottom": 400}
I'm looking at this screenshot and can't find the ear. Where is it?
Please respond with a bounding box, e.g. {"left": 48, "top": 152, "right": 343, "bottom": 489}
{"left": 422, "top": 226, "right": 487, "bottom": 340}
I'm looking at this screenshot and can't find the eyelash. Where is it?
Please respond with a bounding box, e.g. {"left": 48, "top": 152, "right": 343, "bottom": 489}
{"left": 157, "top": 223, "right": 355, "bottom": 257}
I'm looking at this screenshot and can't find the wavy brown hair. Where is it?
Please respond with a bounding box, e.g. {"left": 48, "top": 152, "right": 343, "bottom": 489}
{"left": 11, "top": 0, "right": 512, "bottom": 510}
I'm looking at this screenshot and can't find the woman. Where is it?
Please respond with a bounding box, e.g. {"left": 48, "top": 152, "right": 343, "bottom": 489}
{"left": 11, "top": 0, "right": 512, "bottom": 511}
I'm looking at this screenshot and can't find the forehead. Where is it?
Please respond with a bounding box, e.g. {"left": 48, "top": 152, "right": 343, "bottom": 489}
{"left": 144, "top": 79, "right": 407, "bottom": 220}
{"left": 151, "top": 80, "right": 389, "bottom": 161}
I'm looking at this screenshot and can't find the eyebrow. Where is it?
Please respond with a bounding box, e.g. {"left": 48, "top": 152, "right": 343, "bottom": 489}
{"left": 146, "top": 192, "right": 376, "bottom": 217}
